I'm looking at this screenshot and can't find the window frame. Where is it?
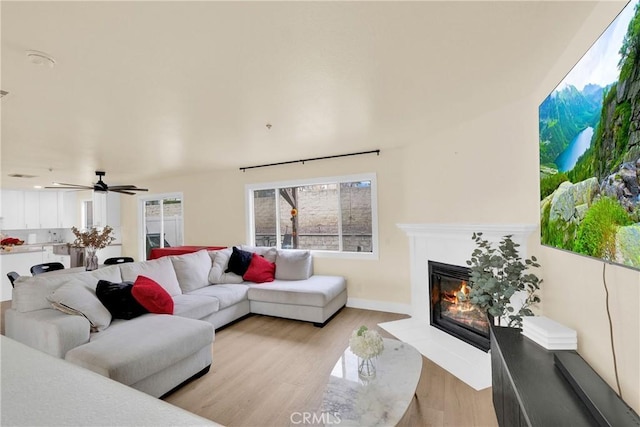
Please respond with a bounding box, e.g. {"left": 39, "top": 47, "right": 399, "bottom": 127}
{"left": 137, "top": 192, "right": 185, "bottom": 261}
{"left": 245, "top": 173, "right": 378, "bottom": 260}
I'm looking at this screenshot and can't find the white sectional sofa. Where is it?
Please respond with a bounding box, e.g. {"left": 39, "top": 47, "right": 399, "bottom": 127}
{"left": 5, "top": 246, "right": 347, "bottom": 398}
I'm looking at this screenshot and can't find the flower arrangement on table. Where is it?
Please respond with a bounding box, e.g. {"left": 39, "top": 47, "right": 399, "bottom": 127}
{"left": 71, "top": 226, "right": 115, "bottom": 249}
{"left": 71, "top": 226, "right": 115, "bottom": 271}
{"left": 349, "top": 325, "right": 384, "bottom": 378}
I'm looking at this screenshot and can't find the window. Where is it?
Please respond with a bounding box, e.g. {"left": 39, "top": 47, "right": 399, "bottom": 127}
{"left": 246, "top": 174, "right": 378, "bottom": 258}
{"left": 138, "top": 194, "right": 184, "bottom": 260}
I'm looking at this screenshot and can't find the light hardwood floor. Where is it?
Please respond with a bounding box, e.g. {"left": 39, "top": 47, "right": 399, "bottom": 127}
{"left": 164, "top": 308, "right": 499, "bottom": 427}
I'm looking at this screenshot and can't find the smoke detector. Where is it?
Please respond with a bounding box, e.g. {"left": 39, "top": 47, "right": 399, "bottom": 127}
{"left": 26, "top": 50, "right": 56, "bottom": 68}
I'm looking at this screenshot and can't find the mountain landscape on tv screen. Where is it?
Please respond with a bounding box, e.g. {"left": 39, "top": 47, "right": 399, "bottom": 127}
{"left": 539, "top": 0, "right": 640, "bottom": 269}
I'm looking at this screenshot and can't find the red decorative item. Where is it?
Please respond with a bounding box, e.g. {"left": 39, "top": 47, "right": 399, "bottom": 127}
{"left": 1, "top": 237, "right": 24, "bottom": 246}
{"left": 243, "top": 253, "right": 276, "bottom": 283}
{"left": 131, "top": 275, "right": 174, "bottom": 314}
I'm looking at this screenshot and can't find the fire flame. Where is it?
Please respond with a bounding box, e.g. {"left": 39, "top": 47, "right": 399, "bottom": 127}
{"left": 455, "top": 281, "right": 469, "bottom": 304}
{"left": 444, "top": 280, "right": 473, "bottom": 313}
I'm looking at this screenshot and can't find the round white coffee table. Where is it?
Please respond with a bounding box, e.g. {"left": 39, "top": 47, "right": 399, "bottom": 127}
{"left": 320, "top": 338, "right": 423, "bottom": 426}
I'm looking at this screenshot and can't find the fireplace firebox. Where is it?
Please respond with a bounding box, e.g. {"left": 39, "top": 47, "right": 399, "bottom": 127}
{"left": 429, "top": 261, "right": 490, "bottom": 352}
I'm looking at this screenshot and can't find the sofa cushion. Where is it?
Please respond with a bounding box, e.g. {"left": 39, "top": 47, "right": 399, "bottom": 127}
{"left": 172, "top": 294, "right": 220, "bottom": 320}
{"left": 170, "top": 249, "right": 211, "bottom": 292}
{"left": 247, "top": 275, "right": 346, "bottom": 307}
{"left": 225, "top": 247, "right": 253, "bottom": 276}
{"left": 208, "top": 248, "right": 243, "bottom": 284}
{"left": 243, "top": 253, "right": 276, "bottom": 283}
{"left": 86, "top": 265, "right": 124, "bottom": 283}
{"left": 11, "top": 266, "right": 123, "bottom": 313}
{"left": 119, "top": 257, "right": 182, "bottom": 296}
{"left": 240, "top": 245, "right": 277, "bottom": 263}
{"left": 65, "top": 315, "right": 214, "bottom": 387}
{"left": 96, "top": 280, "right": 148, "bottom": 320}
{"left": 187, "top": 284, "right": 249, "bottom": 310}
{"left": 132, "top": 276, "right": 174, "bottom": 315}
{"left": 275, "top": 250, "right": 313, "bottom": 280}
{"left": 46, "top": 278, "right": 112, "bottom": 332}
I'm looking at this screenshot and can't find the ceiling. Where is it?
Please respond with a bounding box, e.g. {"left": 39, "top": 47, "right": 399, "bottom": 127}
{"left": 0, "top": 1, "right": 625, "bottom": 190}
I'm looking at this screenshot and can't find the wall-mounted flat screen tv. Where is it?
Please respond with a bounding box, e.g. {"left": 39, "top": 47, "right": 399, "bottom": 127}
{"left": 539, "top": 0, "right": 640, "bottom": 270}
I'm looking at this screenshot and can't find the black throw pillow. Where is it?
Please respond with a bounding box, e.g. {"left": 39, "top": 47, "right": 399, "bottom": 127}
{"left": 96, "top": 280, "right": 149, "bottom": 320}
{"left": 225, "top": 246, "right": 253, "bottom": 276}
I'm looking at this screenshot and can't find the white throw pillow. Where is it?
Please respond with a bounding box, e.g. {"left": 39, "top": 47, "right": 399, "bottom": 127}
{"left": 11, "top": 266, "right": 123, "bottom": 313}
{"left": 12, "top": 274, "right": 81, "bottom": 313}
{"left": 119, "top": 257, "right": 182, "bottom": 296}
{"left": 240, "top": 245, "right": 277, "bottom": 263}
{"left": 171, "top": 250, "right": 212, "bottom": 292}
{"left": 88, "top": 265, "right": 123, "bottom": 283}
{"left": 46, "top": 278, "right": 112, "bottom": 331}
{"left": 208, "top": 248, "right": 243, "bottom": 284}
{"left": 275, "top": 250, "right": 313, "bottom": 280}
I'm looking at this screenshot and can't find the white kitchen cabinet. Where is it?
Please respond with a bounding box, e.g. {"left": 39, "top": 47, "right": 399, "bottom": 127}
{"left": 106, "top": 193, "right": 121, "bottom": 228}
{"left": 93, "top": 192, "right": 120, "bottom": 228}
{"left": 2, "top": 190, "right": 77, "bottom": 230}
{"left": 23, "top": 192, "right": 40, "bottom": 229}
{"left": 39, "top": 192, "right": 59, "bottom": 229}
{"left": 1, "top": 190, "right": 25, "bottom": 230}
{"left": 58, "top": 191, "right": 78, "bottom": 228}
{"left": 1, "top": 251, "right": 44, "bottom": 301}
{"left": 22, "top": 191, "right": 59, "bottom": 229}
{"left": 92, "top": 192, "right": 106, "bottom": 228}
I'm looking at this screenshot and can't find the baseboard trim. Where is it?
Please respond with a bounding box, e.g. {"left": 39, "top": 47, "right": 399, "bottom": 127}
{"left": 346, "top": 298, "right": 411, "bottom": 315}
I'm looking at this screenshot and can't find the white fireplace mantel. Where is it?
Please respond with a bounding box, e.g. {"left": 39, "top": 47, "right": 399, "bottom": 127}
{"left": 397, "top": 223, "right": 537, "bottom": 320}
{"left": 379, "top": 223, "right": 537, "bottom": 390}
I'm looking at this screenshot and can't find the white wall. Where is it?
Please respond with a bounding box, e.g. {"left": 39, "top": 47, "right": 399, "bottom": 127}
{"left": 120, "top": 93, "right": 639, "bottom": 414}
{"left": 119, "top": 1, "right": 639, "bottom": 413}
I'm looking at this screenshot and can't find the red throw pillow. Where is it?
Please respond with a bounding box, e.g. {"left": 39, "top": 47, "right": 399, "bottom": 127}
{"left": 131, "top": 275, "right": 174, "bottom": 314}
{"left": 243, "top": 253, "right": 276, "bottom": 283}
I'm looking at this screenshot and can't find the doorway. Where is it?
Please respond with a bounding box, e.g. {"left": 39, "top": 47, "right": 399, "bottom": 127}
{"left": 139, "top": 193, "right": 184, "bottom": 260}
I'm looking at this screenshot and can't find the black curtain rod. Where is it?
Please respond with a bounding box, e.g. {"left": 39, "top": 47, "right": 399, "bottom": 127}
{"left": 239, "top": 149, "right": 380, "bottom": 172}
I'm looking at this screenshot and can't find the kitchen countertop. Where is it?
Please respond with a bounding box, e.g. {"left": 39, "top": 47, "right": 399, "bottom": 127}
{"left": 1, "top": 242, "right": 121, "bottom": 255}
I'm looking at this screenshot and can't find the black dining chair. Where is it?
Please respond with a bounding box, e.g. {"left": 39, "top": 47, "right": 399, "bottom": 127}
{"left": 7, "top": 271, "right": 20, "bottom": 287}
{"left": 30, "top": 262, "right": 65, "bottom": 276}
{"left": 104, "top": 257, "right": 134, "bottom": 265}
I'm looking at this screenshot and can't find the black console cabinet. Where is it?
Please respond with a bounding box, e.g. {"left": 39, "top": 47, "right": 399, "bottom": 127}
{"left": 490, "top": 325, "right": 597, "bottom": 426}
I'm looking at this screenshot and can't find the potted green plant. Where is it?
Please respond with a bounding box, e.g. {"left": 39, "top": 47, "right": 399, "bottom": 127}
{"left": 459, "top": 232, "right": 542, "bottom": 328}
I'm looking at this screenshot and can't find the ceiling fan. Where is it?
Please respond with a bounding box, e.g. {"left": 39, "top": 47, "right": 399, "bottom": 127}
{"left": 46, "top": 171, "right": 148, "bottom": 195}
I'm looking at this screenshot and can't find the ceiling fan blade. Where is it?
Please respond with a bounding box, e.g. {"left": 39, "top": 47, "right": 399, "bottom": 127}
{"left": 51, "top": 182, "right": 93, "bottom": 188}
{"left": 110, "top": 187, "right": 148, "bottom": 192}
{"left": 45, "top": 185, "right": 92, "bottom": 190}
{"left": 110, "top": 189, "right": 137, "bottom": 195}
{"left": 109, "top": 185, "right": 140, "bottom": 190}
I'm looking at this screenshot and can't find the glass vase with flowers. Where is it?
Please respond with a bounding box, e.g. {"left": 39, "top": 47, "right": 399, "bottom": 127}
{"left": 71, "top": 226, "right": 115, "bottom": 271}
{"left": 349, "top": 325, "right": 384, "bottom": 379}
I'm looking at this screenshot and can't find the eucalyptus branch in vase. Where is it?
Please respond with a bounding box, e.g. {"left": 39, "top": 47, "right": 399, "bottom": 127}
{"left": 459, "top": 232, "right": 542, "bottom": 328}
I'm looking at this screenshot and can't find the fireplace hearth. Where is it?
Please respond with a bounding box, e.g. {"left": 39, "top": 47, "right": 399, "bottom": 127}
{"left": 429, "top": 260, "right": 490, "bottom": 352}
